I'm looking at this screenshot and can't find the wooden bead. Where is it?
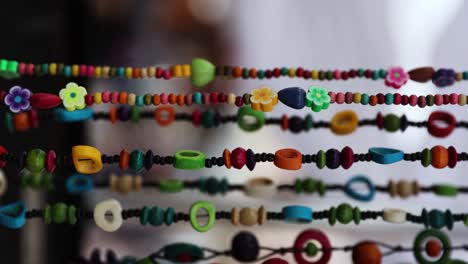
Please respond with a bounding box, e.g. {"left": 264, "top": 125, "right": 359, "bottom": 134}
{"left": 116, "top": 175, "right": 133, "bottom": 194}
{"left": 239, "top": 207, "right": 258, "bottom": 226}
{"left": 408, "top": 67, "right": 435, "bottom": 82}
{"left": 397, "top": 180, "right": 413, "bottom": 198}
{"left": 431, "top": 146, "right": 449, "bottom": 169}
{"left": 119, "top": 150, "right": 130, "bottom": 170}
{"left": 352, "top": 241, "right": 382, "bottom": 264}
{"left": 231, "top": 207, "right": 240, "bottom": 225}
{"left": 133, "top": 175, "right": 143, "bottom": 191}
{"left": 109, "top": 174, "right": 118, "bottom": 192}
{"left": 388, "top": 180, "right": 397, "bottom": 197}
{"left": 227, "top": 93, "right": 236, "bottom": 104}
{"left": 383, "top": 208, "right": 406, "bottom": 223}
{"left": 258, "top": 206, "right": 267, "bottom": 225}
{"left": 13, "top": 113, "right": 30, "bottom": 132}
{"left": 425, "top": 239, "right": 442, "bottom": 257}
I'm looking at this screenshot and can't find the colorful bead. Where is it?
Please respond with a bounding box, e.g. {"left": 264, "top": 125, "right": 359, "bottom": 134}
{"left": 344, "top": 175, "right": 375, "bottom": 202}
{"left": 191, "top": 58, "right": 215, "bottom": 87}
{"left": 0, "top": 200, "right": 26, "bottom": 229}
{"left": 66, "top": 174, "right": 93, "bottom": 194}
{"left": 93, "top": 199, "right": 123, "bottom": 232}
{"left": 174, "top": 150, "right": 206, "bottom": 170}
{"left": 277, "top": 87, "right": 306, "bottom": 109}
{"left": 330, "top": 110, "right": 358, "bottom": 135}
{"left": 274, "top": 148, "right": 302, "bottom": 170}
{"left": 189, "top": 201, "right": 215, "bottom": 232}
{"left": 237, "top": 107, "right": 265, "bottom": 132}
{"left": 282, "top": 206, "right": 313, "bottom": 223}
{"left": 59, "top": 82, "right": 87, "bottom": 111}
{"left": 352, "top": 242, "right": 382, "bottom": 264}
{"left": 231, "top": 147, "right": 247, "bottom": 169}
{"left": 369, "top": 147, "right": 404, "bottom": 164}
{"left": 130, "top": 150, "right": 145, "bottom": 173}
{"left": 250, "top": 86, "right": 278, "bottom": 112}
{"left": 293, "top": 229, "right": 332, "bottom": 264}
{"left": 71, "top": 145, "right": 103, "bottom": 174}
{"left": 431, "top": 146, "right": 449, "bottom": 169}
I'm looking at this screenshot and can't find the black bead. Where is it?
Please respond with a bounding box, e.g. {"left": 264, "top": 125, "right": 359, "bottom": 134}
{"left": 231, "top": 231, "right": 260, "bottom": 262}
{"left": 400, "top": 115, "right": 408, "bottom": 131}
{"left": 325, "top": 149, "right": 340, "bottom": 169}
{"left": 246, "top": 149, "right": 256, "bottom": 171}
{"left": 144, "top": 150, "right": 154, "bottom": 170}
{"left": 289, "top": 116, "right": 304, "bottom": 133}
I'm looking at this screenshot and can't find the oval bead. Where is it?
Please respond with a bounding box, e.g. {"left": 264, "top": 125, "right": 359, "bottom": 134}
{"left": 189, "top": 201, "right": 215, "bottom": 232}
{"left": 433, "top": 184, "right": 458, "bottom": 197}
{"left": 174, "top": 150, "right": 205, "bottom": 170}
{"left": 325, "top": 149, "right": 340, "bottom": 169}
{"left": 352, "top": 241, "right": 382, "bottom": 264}
{"left": 408, "top": 67, "right": 435, "bottom": 82}
{"left": 0, "top": 200, "right": 26, "bottom": 229}
{"left": 66, "top": 173, "right": 93, "bottom": 194}
{"left": 163, "top": 243, "right": 204, "bottom": 263}
{"left": 340, "top": 146, "right": 354, "bottom": 169}
{"left": 330, "top": 110, "right": 358, "bottom": 135}
{"left": 428, "top": 111, "right": 456, "bottom": 138}
{"left": 344, "top": 175, "right": 375, "bottom": 202}
{"left": 368, "top": 147, "right": 404, "bottom": 164}
{"left": 26, "top": 149, "right": 46, "bottom": 173}
{"left": 129, "top": 150, "right": 144, "bottom": 173}
{"left": 54, "top": 108, "right": 94, "bottom": 122}
{"left": 274, "top": 148, "right": 302, "bottom": 170}
{"left": 30, "top": 93, "right": 61, "bottom": 109}
{"left": 431, "top": 146, "right": 449, "bottom": 169}
{"left": 336, "top": 203, "right": 353, "bottom": 224}
{"left": 237, "top": 106, "right": 265, "bottom": 132}
{"left": 231, "top": 231, "right": 260, "bottom": 262}
{"left": 191, "top": 58, "right": 215, "bottom": 87}
{"left": 278, "top": 87, "right": 306, "bottom": 109}
{"left": 383, "top": 114, "right": 400, "bottom": 132}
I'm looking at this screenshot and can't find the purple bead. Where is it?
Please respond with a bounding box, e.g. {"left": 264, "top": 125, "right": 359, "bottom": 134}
{"left": 326, "top": 149, "right": 341, "bottom": 169}
{"left": 17, "top": 151, "right": 26, "bottom": 172}
{"left": 246, "top": 149, "right": 256, "bottom": 171}
{"left": 432, "top": 69, "right": 456, "bottom": 87}
{"left": 117, "top": 106, "right": 130, "bottom": 121}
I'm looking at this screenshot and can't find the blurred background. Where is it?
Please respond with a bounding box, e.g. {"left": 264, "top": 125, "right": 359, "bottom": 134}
{"left": 1, "top": 0, "right": 468, "bottom": 263}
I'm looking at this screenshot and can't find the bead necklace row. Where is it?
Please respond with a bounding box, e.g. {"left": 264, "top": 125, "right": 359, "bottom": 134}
{"left": 1, "top": 57, "right": 466, "bottom": 88}
{"left": 1, "top": 145, "right": 464, "bottom": 176}
{"left": 80, "top": 229, "right": 465, "bottom": 264}
{"left": 8, "top": 106, "right": 461, "bottom": 139}
{"left": 6, "top": 83, "right": 468, "bottom": 114}
{"left": 3, "top": 199, "right": 468, "bottom": 233}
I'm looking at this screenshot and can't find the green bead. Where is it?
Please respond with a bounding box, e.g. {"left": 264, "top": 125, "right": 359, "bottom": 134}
{"left": 281, "top": 67, "right": 288, "bottom": 76}
{"left": 378, "top": 69, "right": 387, "bottom": 78}
{"left": 326, "top": 70, "right": 333, "bottom": 80}
{"left": 201, "top": 111, "right": 214, "bottom": 128}
{"left": 372, "top": 70, "right": 379, "bottom": 80}
{"left": 305, "top": 242, "right": 318, "bottom": 257}
{"left": 360, "top": 93, "right": 369, "bottom": 105}
{"left": 174, "top": 150, "right": 206, "bottom": 170}
{"left": 1, "top": 60, "right": 19, "bottom": 79}
{"left": 191, "top": 58, "right": 215, "bottom": 87}
{"left": 303, "top": 114, "right": 314, "bottom": 131}
{"left": 165, "top": 207, "right": 175, "bottom": 226}
{"left": 464, "top": 71, "right": 468, "bottom": 80}
{"left": 219, "top": 178, "right": 228, "bottom": 194}
{"left": 159, "top": 179, "right": 184, "bottom": 192}
{"left": 135, "top": 257, "right": 159, "bottom": 264}
{"left": 201, "top": 177, "right": 220, "bottom": 195}
{"left": 140, "top": 206, "right": 150, "bottom": 225}
{"left": 130, "top": 150, "right": 145, "bottom": 173}
{"left": 316, "top": 150, "right": 326, "bottom": 169}
{"left": 163, "top": 243, "right": 204, "bottom": 262}
{"left": 384, "top": 93, "right": 394, "bottom": 105}
{"left": 26, "top": 149, "right": 46, "bottom": 173}
{"left": 20, "top": 170, "right": 31, "bottom": 189}
{"left": 336, "top": 203, "right": 353, "bottom": 224}
{"left": 242, "top": 93, "right": 251, "bottom": 105}
{"left": 433, "top": 184, "right": 458, "bottom": 197}
{"left": 42, "top": 173, "right": 54, "bottom": 191}
{"left": 303, "top": 178, "right": 317, "bottom": 193}
{"left": 383, "top": 114, "right": 400, "bottom": 132}
{"left": 149, "top": 207, "right": 164, "bottom": 226}
{"left": 357, "top": 68, "right": 364, "bottom": 77}
{"left": 413, "top": 229, "right": 451, "bottom": 264}
{"left": 30, "top": 172, "right": 43, "bottom": 189}
{"left": 41, "top": 63, "right": 49, "bottom": 75}
{"left": 144, "top": 94, "right": 152, "bottom": 105}
{"left": 421, "top": 148, "right": 432, "bottom": 167}
{"left": 43, "top": 205, "right": 52, "bottom": 224}
{"left": 445, "top": 209, "right": 454, "bottom": 230}
{"left": 328, "top": 206, "right": 337, "bottom": 226}
{"left": 353, "top": 207, "right": 361, "bottom": 225}
{"left": 130, "top": 106, "right": 140, "bottom": 122}
{"left": 68, "top": 205, "right": 77, "bottom": 225}
{"left": 464, "top": 215, "right": 468, "bottom": 226}
{"left": 426, "top": 95, "right": 434, "bottom": 106}
{"left": 5, "top": 112, "right": 13, "bottom": 133}
{"left": 421, "top": 208, "right": 429, "bottom": 228}
{"left": 317, "top": 181, "right": 326, "bottom": 197}
{"left": 242, "top": 68, "right": 249, "bottom": 78}
{"left": 428, "top": 209, "right": 446, "bottom": 229}
{"left": 51, "top": 203, "right": 67, "bottom": 224}
{"left": 294, "top": 179, "right": 303, "bottom": 193}
{"left": 257, "top": 70, "right": 265, "bottom": 79}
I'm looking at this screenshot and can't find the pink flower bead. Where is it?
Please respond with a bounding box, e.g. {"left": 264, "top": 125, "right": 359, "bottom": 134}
{"left": 435, "top": 94, "right": 443, "bottom": 105}
{"left": 409, "top": 95, "right": 418, "bottom": 106}
{"left": 328, "top": 92, "right": 336, "bottom": 103}
{"left": 79, "top": 65, "right": 87, "bottom": 76}
{"left": 160, "top": 93, "right": 169, "bottom": 104}
{"left": 336, "top": 92, "right": 345, "bottom": 104}
{"left": 110, "top": 92, "right": 119, "bottom": 104}
{"left": 333, "top": 70, "right": 341, "bottom": 80}
{"left": 87, "top": 66, "right": 95, "bottom": 77}
{"left": 102, "top": 91, "right": 111, "bottom": 103}
{"left": 26, "top": 64, "right": 34, "bottom": 75}
{"left": 18, "top": 63, "right": 26, "bottom": 75}
{"left": 450, "top": 93, "right": 458, "bottom": 104}
{"left": 192, "top": 110, "right": 201, "bottom": 126}
{"left": 203, "top": 93, "right": 210, "bottom": 104}
{"left": 385, "top": 66, "right": 409, "bottom": 89}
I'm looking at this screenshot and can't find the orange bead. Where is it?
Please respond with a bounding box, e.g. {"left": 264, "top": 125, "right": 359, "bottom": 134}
{"left": 281, "top": 115, "right": 288, "bottom": 130}
{"left": 223, "top": 149, "right": 232, "bottom": 169}
{"left": 369, "top": 95, "right": 378, "bottom": 106}
{"left": 249, "top": 68, "right": 257, "bottom": 78}
{"left": 168, "top": 93, "right": 177, "bottom": 104}
{"left": 13, "top": 113, "right": 30, "bottom": 132}
{"left": 431, "top": 145, "right": 449, "bottom": 169}
{"left": 154, "top": 106, "right": 175, "bottom": 126}
{"left": 176, "top": 94, "right": 185, "bottom": 106}
{"left": 425, "top": 239, "right": 441, "bottom": 257}
{"left": 152, "top": 94, "right": 161, "bottom": 105}
{"left": 274, "top": 148, "right": 302, "bottom": 170}
{"left": 233, "top": 66, "right": 242, "bottom": 78}
{"left": 119, "top": 92, "right": 128, "bottom": 105}
{"left": 352, "top": 241, "right": 382, "bottom": 264}
{"left": 110, "top": 106, "right": 117, "bottom": 124}
{"left": 132, "top": 68, "right": 140, "bottom": 79}
{"left": 119, "top": 149, "right": 129, "bottom": 170}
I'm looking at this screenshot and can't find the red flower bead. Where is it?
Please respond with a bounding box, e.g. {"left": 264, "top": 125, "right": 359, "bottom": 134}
{"left": 231, "top": 147, "right": 247, "bottom": 169}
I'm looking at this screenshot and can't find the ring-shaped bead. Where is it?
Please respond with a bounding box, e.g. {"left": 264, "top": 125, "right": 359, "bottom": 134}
{"left": 330, "top": 110, "right": 359, "bottom": 135}
{"left": 72, "top": 145, "right": 103, "bottom": 174}
{"left": 174, "top": 150, "right": 206, "bottom": 170}
{"left": 93, "top": 199, "right": 123, "bottom": 232}
{"left": 293, "top": 229, "right": 332, "bottom": 264}
{"left": 428, "top": 111, "right": 456, "bottom": 138}
{"left": 154, "top": 106, "right": 175, "bottom": 126}
{"left": 0, "top": 200, "right": 26, "bottom": 229}
{"left": 244, "top": 177, "right": 276, "bottom": 198}
{"left": 413, "top": 229, "right": 451, "bottom": 264}
{"left": 274, "top": 148, "right": 302, "bottom": 170}
{"left": 66, "top": 173, "right": 93, "bottom": 194}
{"left": 0, "top": 169, "right": 7, "bottom": 196}
{"left": 282, "top": 205, "right": 313, "bottom": 223}
{"left": 262, "top": 258, "right": 289, "bottom": 264}
{"left": 189, "top": 201, "right": 216, "bottom": 232}
{"left": 237, "top": 106, "right": 265, "bottom": 132}
{"left": 368, "top": 147, "right": 404, "bottom": 164}
{"left": 344, "top": 175, "right": 375, "bottom": 202}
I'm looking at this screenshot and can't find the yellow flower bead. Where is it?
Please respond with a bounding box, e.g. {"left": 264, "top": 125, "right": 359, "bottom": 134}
{"left": 72, "top": 145, "right": 103, "bottom": 174}
{"left": 250, "top": 86, "right": 278, "bottom": 112}
{"left": 94, "top": 92, "right": 102, "bottom": 104}
{"left": 49, "top": 63, "right": 57, "bottom": 75}
{"left": 127, "top": 93, "right": 136, "bottom": 106}
{"left": 59, "top": 82, "right": 87, "bottom": 111}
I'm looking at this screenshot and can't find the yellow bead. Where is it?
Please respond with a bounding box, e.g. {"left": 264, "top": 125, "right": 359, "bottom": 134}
{"left": 353, "top": 93, "right": 361, "bottom": 104}
{"left": 94, "top": 92, "right": 102, "bottom": 104}
{"left": 140, "top": 68, "right": 147, "bottom": 78}
{"left": 72, "top": 145, "right": 103, "bottom": 174}
{"left": 94, "top": 66, "right": 102, "bottom": 77}
{"left": 102, "top": 66, "right": 110, "bottom": 78}
{"left": 182, "top": 64, "right": 191, "bottom": 76}
{"left": 172, "top": 65, "right": 183, "bottom": 77}
{"left": 49, "top": 63, "right": 57, "bottom": 75}
{"left": 125, "top": 67, "right": 133, "bottom": 78}
{"left": 127, "top": 93, "right": 136, "bottom": 106}
{"left": 148, "top": 67, "right": 156, "bottom": 78}
{"left": 459, "top": 93, "right": 466, "bottom": 106}
{"left": 227, "top": 93, "right": 236, "bottom": 104}
{"left": 288, "top": 68, "right": 296, "bottom": 77}
{"left": 72, "top": 65, "right": 79, "bottom": 77}
{"left": 311, "top": 70, "right": 319, "bottom": 80}
{"left": 330, "top": 110, "right": 359, "bottom": 135}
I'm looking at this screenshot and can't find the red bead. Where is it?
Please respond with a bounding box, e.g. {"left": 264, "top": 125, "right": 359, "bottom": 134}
{"left": 376, "top": 93, "right": 385, "bottom": 104}
{"left": 303, "top": 70, "right": 311, "bottom": 79}
{"left": 0, "top": 146, "right": 8, "bottom": 168}
{"left": 394, "top": 93, "right": 402, "bottom": 105}
{"left": 218, "top": 93, "right": 227, "bottom": 103}
{"left": 156, "top": 67, "right": 163, "bottom": 78}
{"left": 443, "top": 94, "right": 450, "bottom": 104}
{"left": 341, "top": 71, "right": 349, "bottom": 80}
{"left": 425, "top": 239, "right": 441, "bottom": 257}
{"left": 30, "top": 93, "right": 61, "bottom": 109}
{"left": 231, "top": 147, "right": 247, "bottom": 169}
{"left": 265, "top": 70, "right": 273, "bottom": 78}
{"left": 0, "top": 91, "right": 6, "bottom": 101}
{"left": 162, "top": 70, "right": 171, "bottom": 80}
{"left": 428, "top": 111, "right": 456, "bottom": 138}
{"left": 192, "top": 110, "right": 201, "bottom": 126}
{"left": 273, "top": 68, "right": 281, "bottom": 77}
{"left": 376, "top": 112, "right": 384, "bottom": 129}
{"left": 352, "top": 241, "right": 382, "bottom": 264}
{"left": 235, "top": 96, "right": 243, "bottom": 107}
{"left": 132, "top": 68, "right": 140, "bottom": 79}
{"left": 448, "top": 146, "right": 458, "bottom": 168}
{"left": 364, "top": 69, "right": 373, "bottom": 78}
{"left": 418, "top": 96, "right": 427, "bottom": 108}
{"left": 85, "top": 94, "right": 94, "bottom": 106}
{"left": 262, "top": 258, "right": 288, "bottom": 264}
{"left": 345, "top": 92, "right": 353, "bottom": 104}
{"left": 28, "top": 110, "right": 39, "bottom": 128}
{"left": 296, "top": 67, "right": 304, "bottom": 77}
{"left": 348, "top": 69, "right": 357, "bottom": 78}
{"left": 46, "top": 150, "right": 56, "bottom": 173}
{"left": 401, "top": 95, "right": 409, "bottom": 105}
{"left": 210, "top": 92, "right": 218, "bottom": 104}
{"left": 340, "top": 146, "right": 354, "bottom": 169}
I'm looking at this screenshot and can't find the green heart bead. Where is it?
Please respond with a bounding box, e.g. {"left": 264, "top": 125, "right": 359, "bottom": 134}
{"left": 191, "top": 58, "right": 215, "bottom": 87}
{"left": 26, "top": 149, "right": 46, "bottom": 173}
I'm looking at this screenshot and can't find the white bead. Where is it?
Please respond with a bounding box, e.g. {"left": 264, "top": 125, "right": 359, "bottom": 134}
{"left": 0, "top": 169, "right": 6, "bottom": 196}
{"left": 383, "top": 208, "right": 406, "bottom": 223}
{"left": 94, "top": 199, "right": 123, "bottom": 232}
{"left": 244, "top": 177, "right": 276, "bottom": 198}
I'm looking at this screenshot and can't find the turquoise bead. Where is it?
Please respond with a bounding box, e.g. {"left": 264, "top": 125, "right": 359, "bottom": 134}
{"left": 140, "top": 206, "right": 150, "bottom": 225}
{"left": 148, "top": 207, "right": 164, "bottom": 226}
{"left": 378, "top": 69, "right": 387, "bottom": 78}
{"left": 428, "top": 209, "right": 446, "bottom": 229}
{"left": 368, "top": 147, "right": 404, "bottom": 164}
{"left": 257, "top": 70, "right": 265, "bottom": 79}
{"left": 41, "top": 64, "right": 49, "bottom": 75}
{"left": 304, "top": 114, "right": 314, "bottom": 131}
{"left": 136, "top": 96, "right": 144, "bottom": 106}
{"left": 54, "top": 108, "right": 94, "bottom": 122}
{"left": 463, "top": 71, "right": 468, "bottom": 80}
{"left": 201, "top": 111, "right": 214, "bottom": 128}
{"left": 384, "top": 93, "right": 394, "bottom": 105}
{"left": 372, "top": 70, "right": 379, "bottom": 80}
{"left": 64, "top": 66, "right": 72, "bottom": 77}
{"left": 165, "top": 207, "right": 175, "bottom": 226}
{"left": 117, "top": 67, "right": 125, "bottom": 77}
{"left": 130, "top": 150, "right": 145, "bottom": 173}
{"left": 357, "top": 68, "right": 364, "bottom": 77}
{"left": 193, "top": 92, "right": 203, "bottom": 104}
{"left": 0, "top": 200, "right": 26, "bottom": 229}
{"left": 361, "top": 94, "right": 369, "bottom": 105}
